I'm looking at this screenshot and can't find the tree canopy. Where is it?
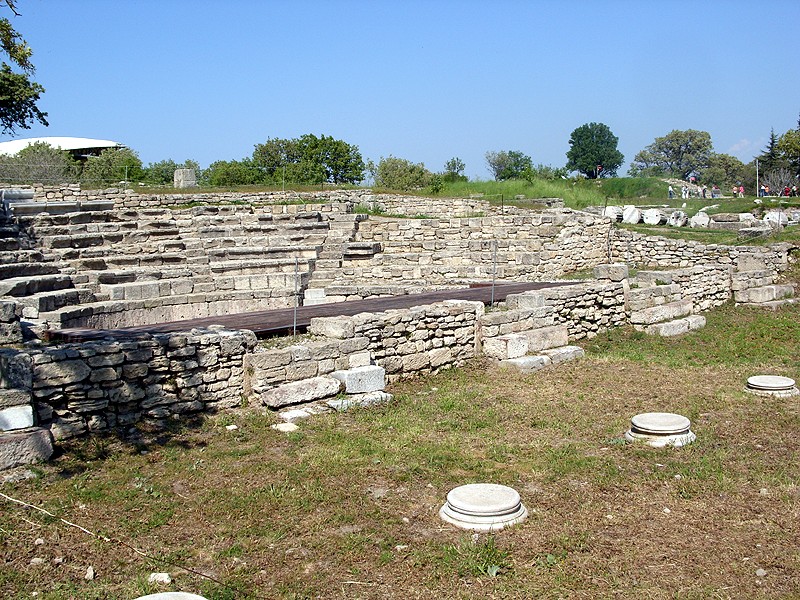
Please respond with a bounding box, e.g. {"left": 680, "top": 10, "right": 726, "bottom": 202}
{"left": 485, "top": 150, "right": 532, "bottom": 181}
{"left": 628, "top": 129, "right": 713, "bottom": 180}
{"left": 0, "top": 1, "right": 47, "bottom": 134}
{"left": 252, "top": 134, "right": 365, "bottom": 185}
{"left": 370, "top": 156, "right": 432, "bottom": 191}
{"left": 565, "top": 122, "right": 624, "bottom": 178}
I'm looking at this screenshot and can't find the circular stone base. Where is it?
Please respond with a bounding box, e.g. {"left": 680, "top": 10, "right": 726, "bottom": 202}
{"left": 625, "top": 412, "right": 696, "bottom": 447}
{"left": 745, "top": 375, "right": 799, "bottom": 397}
{"left": 134, "top": 594, "right": 208, "bottom": 600}
{"left": 439, "top": 483, "right": 528, "bottom": 532}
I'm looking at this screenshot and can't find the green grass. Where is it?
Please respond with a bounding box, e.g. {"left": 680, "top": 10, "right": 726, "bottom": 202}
{"left": 3, "top": 300, "right": 800, "bottom": 598}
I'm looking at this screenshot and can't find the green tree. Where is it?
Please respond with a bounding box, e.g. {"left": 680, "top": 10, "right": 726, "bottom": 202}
{"left": 252, "top": 134, "right": 364, "bottom": 184}
{"left": 143, "top": 158, "right": 202, "bottom": 185}
{"left": 81, "top": 147, "right": 144, "bottom": 187}
{"left": 372, "top": 156, "right": 432, "bottom": 191}
{"left": 698, "top": 153, "right": 746, "bottom": 188}
{"left": 776, "top": 127, "right": 800, "bottom": 179}
{"left": 0, "top": 141, "right": 78, "bottom": 184}
{"left": 0, "top": 1, "right": 47, "bottom": 134}
{"left": 757, "top": 128, "right": 785, "bottom": 173}
{"left": 443, "top": 157, "right": 467, "bottom": 182}
{"left": 629, "top": 129, "right": 713, "bottom": 180}
{"left": 485, "top": 150, "right": 532, "bottom": 181}
{"left": 565, "top": 122, "right": 624, "bottom": 178}
{"left": 205, "top": 158, "right": 260, "bottom": 187}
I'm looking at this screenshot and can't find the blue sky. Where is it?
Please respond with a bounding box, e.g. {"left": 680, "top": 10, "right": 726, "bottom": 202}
{"left": 7, "top": 0, "right": 800, "bottom": 179}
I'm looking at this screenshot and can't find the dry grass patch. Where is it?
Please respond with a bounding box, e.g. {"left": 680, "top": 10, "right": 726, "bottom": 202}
{"left": 1, "top": 301, "right": 799, "bottom": 599}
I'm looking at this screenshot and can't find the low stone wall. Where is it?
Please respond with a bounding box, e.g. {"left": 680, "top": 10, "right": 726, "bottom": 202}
{"left": 336, "top": 210, "right": 611, "bottom": 284}
{"left": 633, "top": 265, "right": 733, "bottom": 311}
{"left": 0, "top": 328, "right": 257, "bottom": 440}
{"left": 355, "top": 195, "right": 491, "bottom": 218}
{"left": 611, "top": 229, "right": 791, "bottom": 274}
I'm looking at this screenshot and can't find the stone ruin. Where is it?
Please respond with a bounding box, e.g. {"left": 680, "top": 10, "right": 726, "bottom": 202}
{"left": 0, "top": 186, "right": 795, "bottom": 469}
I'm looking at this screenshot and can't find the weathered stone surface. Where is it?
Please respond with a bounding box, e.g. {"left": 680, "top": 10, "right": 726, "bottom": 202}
{"left": 523, "top": 325, "right": 569, "bottom": 352}
{"left": 630, "top": 299, "right": 692, "bottom": 325}
{"left": 327, "top": 391, "right": 393, "bottom": 411}
{"left": 0, "top": 428, "right": 53, "bottom": 470}
{"left": 0, "top": 405, "right": 34, "bottom": 430}
{"left": 540, "top": 345, "right": 585, "bottom": 364}
{"left": 734, "top": 285, "right": 794, "bottom": 304}
{"left": 260, "top": 376, "right": 342, "bottom": 408}
{"left": 593, "top": 263, "right": 629, "bottom": 282}
{"left": 308, "top": 316, "right": 354, "bottom": 339}
{"left": 33, "top": 360, "right": 91, "bottom": 387}
{"left": 482, "top": 334, "right": 528, "bottom": 360}
{"left": 644, "top": 315, "right": 706, "bottom": 337}
{"left": 689, "top": 211, "right": 710, "bottom": 228}
{"left": 499, "top": 355, "right": 551, "bottom": 374}
{"left": 329, "top": 365, "right": 386, "bottom": 393}
{"left": 0, "top": 388, "right": 32, "bottom": 409}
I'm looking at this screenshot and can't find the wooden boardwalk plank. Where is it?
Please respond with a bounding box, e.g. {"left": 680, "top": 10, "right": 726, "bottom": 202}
{"left": 48, "top": 281, "right": 575, "bottom": 343}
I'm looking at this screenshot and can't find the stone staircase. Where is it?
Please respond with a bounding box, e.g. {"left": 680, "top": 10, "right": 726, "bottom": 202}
{"left": 483, "top": 320, "right": 585, "bottom": 374}
{"left": 303, "top": 213, "right": 374, "bottom": 305}
{"left": 628, "top": 274, "right": 706, "bottom": 336}
{"left": 732, "top": 256, "right": 796, "bottom": 309}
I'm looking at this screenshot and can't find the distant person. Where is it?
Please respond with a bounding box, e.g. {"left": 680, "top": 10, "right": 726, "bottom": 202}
{"left": 792, "top": 185, "right": 798, "bottom": 197}
{"left": 738, "top": 185, "right": 744, "bottom": 198}
{"left": 702, "top": 186, "right": 707, "bottom": 199}
{"left": 759, "top": 184, "right": 765, "bottom": 197}
{"left": 784, "top": 186, "right": 791, "bottom": 197}
{"left": 732, "top": 185, "right": 737, "bottom": 198}
{"left": 668, "top": 185, "right": 675, "bottom": 199}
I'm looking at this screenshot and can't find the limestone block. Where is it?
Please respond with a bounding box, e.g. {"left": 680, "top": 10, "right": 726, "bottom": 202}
{"left": 330, "top": 365, "right": 386, "bottom": 393}
{"left": 593, "top": 263, "right": 629, "bottom": 282}
{"left": 689, "top": 212, "right": 710, "bottom": 228}
{"left": 736, "top": 255, "right": 767, "bottom": 272}
{"left": 0, "top": 388, "right": 32, "bottom": 409}
{"left": 686, "top": 315, "right": 706, "bottom": 331}
{"left": 260, "top": 376, "right": 342, "bottom": 408}
{"left": 540, "top": 346, "right": 585, "bottom": 364}
{"left": 308, "top": 315, "right": 354, "bottom": 339}
{"left": 622, "top": 205, "right": 641, "bottom": 224}
{"left": 499, "top": 355, "right": 552, "bottom": 374}
{"left": 734, "top": 285, "right": 794, "bottom": 304}
{"left": 348, "top": 351, "right": 372, "bottom": 368}
{"left": 327, "top": 391, "right": 393, "bottom": 411}
{"left": 482, "top": 334, "right": 529, "bottom": 360}
{"left": 0, "top": 427, "right": 54, "bottom": 470}
{"left": 523, "top": 325, "right": 569, "bottom": 352}
{"left": 505, "top": 291, "right": 547, "bottom": 310}
{"left": 643, "top": 319, "right": 690, "bottom": 336}
{"left": 0, "top": 405, "right": 34, "bottom": 431}
{"left": 32, "top": 359, "right": 91, "bottom": 387}
{"left": 630, "top": 299, "right": 692, "bottom": 325}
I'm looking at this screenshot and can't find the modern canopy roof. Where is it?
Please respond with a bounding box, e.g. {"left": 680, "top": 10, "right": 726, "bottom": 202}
{"left": 0, "top": 137, "right": 124, "bottom": 156}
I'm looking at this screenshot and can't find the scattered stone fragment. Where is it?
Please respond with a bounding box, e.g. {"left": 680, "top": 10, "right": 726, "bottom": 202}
{"left": 148, "top": 572, "right": 172, "bottom": 585}
{"left": 271, "top": 422, "right": 299, "bottom": 433}
{"left": 84, "top": 565, "right": 95, "bottom": 580}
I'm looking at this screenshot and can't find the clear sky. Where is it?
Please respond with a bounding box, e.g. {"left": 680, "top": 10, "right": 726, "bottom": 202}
{"left": 6, "top": 0, "right": 800, "bottom": 179}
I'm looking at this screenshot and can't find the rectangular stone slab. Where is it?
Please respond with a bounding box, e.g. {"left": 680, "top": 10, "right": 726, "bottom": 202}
{"left": 261, "top": 376, "right": 342, "bottom": 408}
{"left": 329, "top": 365, "right": 386, "bottom": 393}
{"left": 0, "top": 405, "right": 34, "bottom": 431}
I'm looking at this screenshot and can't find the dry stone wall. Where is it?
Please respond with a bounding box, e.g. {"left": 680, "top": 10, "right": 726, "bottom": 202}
{"left": 335, "top": 210, "right": 610, "bottom": 285}
{"left": 0, "top": 328, "right": 256, "bottom": 441}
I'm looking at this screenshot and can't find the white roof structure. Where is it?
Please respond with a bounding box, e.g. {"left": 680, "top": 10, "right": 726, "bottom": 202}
{"left": 0, "top": 136, "right": 124, "bottom": 156}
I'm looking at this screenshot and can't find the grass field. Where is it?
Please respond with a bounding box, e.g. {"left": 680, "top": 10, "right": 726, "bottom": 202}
{"left": 2, "top": 274, "right": 799, "bottom": 598}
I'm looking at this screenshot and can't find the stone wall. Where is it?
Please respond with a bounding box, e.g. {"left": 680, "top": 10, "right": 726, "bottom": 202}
{"left": 246, "top": 299, "right": 483, "bottom": 397}
{"left": 0, "top": 300, "right": 22, "bottom": 344}
{"left": 334, "top": 210, "right": 611, "bottom": 284}
{"left": 355, "top": 195, "right": 491, "bottom": 218}
{"left": 633, "top": 264, "right": 733, "bottom": 311}
{"left": 611, "top": 229, "right": 791, "bottom": 274}
{"left": 0, "top": 328, "right": 256, "bottom": 440}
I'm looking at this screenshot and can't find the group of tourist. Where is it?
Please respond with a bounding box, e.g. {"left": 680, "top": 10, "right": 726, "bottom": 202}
{"left": 759, "top": 184, "right": 798, "bottom": 197}
{"left": 669, "top": 182, "right": 800, "bottom": 199}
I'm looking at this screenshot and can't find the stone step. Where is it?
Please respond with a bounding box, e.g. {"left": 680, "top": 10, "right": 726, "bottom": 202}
{"left": 0, "top": 273, "right": 73, "bottom": 297}
{"left": 18, "top": 288, "right": 95, "bottom": 317}
{"left": 734, "top": 284, "right": 794, "bottom": 304}
{"left": 740, "top": 298, "right": 799, "bottom": 311}
{"left": 630, "top": 299, "right": 692, "bottom": 326}
{"left": 640, "top": 315, "right": 706, "bottom": 336}
{"left": 205, "top": 245, "right": 319, "bottom": 261}
{"left": 498, "top": 345, "right": 585, "bottom": 374}
{"left": 0, "top": 427, "right": 54, "bottom": 470}
{"left": 0, "top": 262, "right": 61, "bottom": 280}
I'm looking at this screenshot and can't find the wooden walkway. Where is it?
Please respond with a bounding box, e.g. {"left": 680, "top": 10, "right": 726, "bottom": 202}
{"left": 47, "top": 281, "right": 574, "bottom": 343}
